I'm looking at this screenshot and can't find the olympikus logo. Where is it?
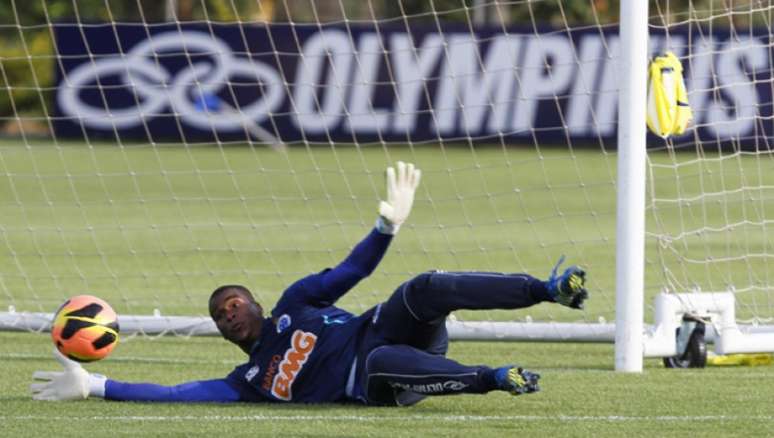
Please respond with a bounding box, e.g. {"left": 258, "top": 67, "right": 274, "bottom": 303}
{"left": 271, "top": 329, "right": 317, "bottom": 401}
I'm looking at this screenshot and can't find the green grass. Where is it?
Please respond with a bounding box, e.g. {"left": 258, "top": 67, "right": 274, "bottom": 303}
{"left": 3, "top": 141, "right": 774, "bottom": 435}
{"left": 1, "top": 141, "right": 624, "bottom": 322}
{"left": 3, "top": 331, "right": 774, "bottom": 437}
{"left": 3, "top": 141, "right": 774, "bottom": 321}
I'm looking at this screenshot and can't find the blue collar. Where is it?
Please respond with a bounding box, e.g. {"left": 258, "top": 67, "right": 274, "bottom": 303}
{"left": 248, "top": 318, "right": 272, "bottom": 355}
{"left": 249, "top": 339, "right": 261, "bottom": 354}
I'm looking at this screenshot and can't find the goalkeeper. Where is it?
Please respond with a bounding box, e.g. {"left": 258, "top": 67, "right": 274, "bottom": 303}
{"left": 31, "top": 162, "right": 589, "bottom": 406}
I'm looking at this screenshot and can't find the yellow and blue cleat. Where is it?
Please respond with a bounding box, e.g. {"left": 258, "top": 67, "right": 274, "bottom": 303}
{"left": 547, "top": 256, "right": 589, "bottom": 309}
{"left": 495, "top": 366, "right": 540, "bottom": 395}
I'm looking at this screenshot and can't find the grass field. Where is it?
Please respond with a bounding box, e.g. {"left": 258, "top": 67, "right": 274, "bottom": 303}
{"left": 3, "top": 332, "right": 774, "bottom": 436}
{"left": 1, "top": 141, "right": 625, "bottom": 321}
{"left": 2, "top": 141, "right": 774, "bottom": 436}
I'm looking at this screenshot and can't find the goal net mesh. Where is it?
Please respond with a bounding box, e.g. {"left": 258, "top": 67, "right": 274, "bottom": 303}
{"left": 0, "top": 0, "right": 772, "bottom": 337}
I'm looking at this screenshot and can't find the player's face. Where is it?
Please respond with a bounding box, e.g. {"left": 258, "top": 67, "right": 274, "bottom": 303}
{"left": 211, "top": 291, "right": 264, "bottom": 348}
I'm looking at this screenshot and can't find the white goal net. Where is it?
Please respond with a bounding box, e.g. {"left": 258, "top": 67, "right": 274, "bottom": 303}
{"left": 646, "top": 3, "right": 774, "bottom": 326}
{"left": 1, "top": 1, "right": 773, "bottom": 349}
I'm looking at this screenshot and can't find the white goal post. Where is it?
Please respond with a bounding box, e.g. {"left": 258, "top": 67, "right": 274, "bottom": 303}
{"left": 2, "top": 1, "right": 774, "bottom": 372}
{"left": 614, "top": 0, "right": 649, "bottom": 372}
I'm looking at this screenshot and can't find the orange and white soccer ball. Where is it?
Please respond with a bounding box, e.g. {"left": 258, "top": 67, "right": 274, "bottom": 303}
{"left": 51, "top": 295, "right": 120, "bottom": 362}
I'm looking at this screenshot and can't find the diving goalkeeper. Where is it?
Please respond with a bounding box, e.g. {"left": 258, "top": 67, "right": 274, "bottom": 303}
{"left": 31, "top": 162, "right": 589, "bottom": 406}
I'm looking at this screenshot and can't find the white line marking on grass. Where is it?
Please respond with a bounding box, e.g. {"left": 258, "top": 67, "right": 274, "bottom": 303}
{"left": 2, "top": 415, "right": 773, "bottom": 423}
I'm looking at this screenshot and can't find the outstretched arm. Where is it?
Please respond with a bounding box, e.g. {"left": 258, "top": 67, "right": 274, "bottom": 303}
{"left": 310, "top": 227, "right": 393, "bottom": 305}
{"left": 279, "top": 162, "right": 422, "bottom": 308}
{"left": 31, "top": 349, "right": 245, "bottom": 403}
{"left": 104, "top": 379, "right": 242, "bottom": 403}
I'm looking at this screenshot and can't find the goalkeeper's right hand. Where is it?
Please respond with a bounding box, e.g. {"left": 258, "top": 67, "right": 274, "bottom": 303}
{"left": 30, "top": 349, "right": 106, "bottom": 401}
{"left": 376, "top": 161, "right": 421, "bottom": 235}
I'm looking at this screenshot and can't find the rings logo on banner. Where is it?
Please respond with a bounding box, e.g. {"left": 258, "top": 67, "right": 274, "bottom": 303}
{"left": 58, "top": 31, "right": 284, "bottom": 131}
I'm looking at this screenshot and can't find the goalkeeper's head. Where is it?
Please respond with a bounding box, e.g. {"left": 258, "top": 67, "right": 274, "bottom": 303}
{"left": 209, "top": 285, "right": 265, "bottom": 353}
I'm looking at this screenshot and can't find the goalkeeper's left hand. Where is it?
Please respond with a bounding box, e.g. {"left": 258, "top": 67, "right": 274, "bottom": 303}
{"left": 376, "top": 161, "right": 421, "bottom": 235}
{"left": 30, "top": 349, "right": 105, "bottom": 401}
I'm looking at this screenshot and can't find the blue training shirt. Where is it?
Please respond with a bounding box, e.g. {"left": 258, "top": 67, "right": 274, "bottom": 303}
{"left": 104, "top": 228, "right": 392, "bottom": 403}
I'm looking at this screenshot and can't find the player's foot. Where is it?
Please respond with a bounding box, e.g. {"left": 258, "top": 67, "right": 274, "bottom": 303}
{"left": 547, "top": 256, "right": 589, "bottom": 309}
{"left": 494, "top": 366, "right": 540, "bottom": 395}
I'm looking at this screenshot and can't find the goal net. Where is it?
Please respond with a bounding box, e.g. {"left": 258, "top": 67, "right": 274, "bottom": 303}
{"left": 646, "top": 3, "right": 774, "bottom": 325}
{"left": 1, "top": 1, "right": 773, "bottom": 349}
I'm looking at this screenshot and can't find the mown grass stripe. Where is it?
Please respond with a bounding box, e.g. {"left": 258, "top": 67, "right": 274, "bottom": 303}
{"left": 2, "top": 415, "right": 773, "bottom": 422}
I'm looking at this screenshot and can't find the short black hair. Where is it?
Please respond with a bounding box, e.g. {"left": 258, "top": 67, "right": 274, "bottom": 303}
{"left": 209, "top": 285, "right": 254, "bottom": 317}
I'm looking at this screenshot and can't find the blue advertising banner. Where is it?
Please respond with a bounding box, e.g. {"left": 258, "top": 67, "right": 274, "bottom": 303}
{"left": 53, "top": 22, "right": 774, "bottom": 147}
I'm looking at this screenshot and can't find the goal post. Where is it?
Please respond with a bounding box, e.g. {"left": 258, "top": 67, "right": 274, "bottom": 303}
{"left": 3, "top": 1, "right": 774, "bottom": 371}
{"left": 615, "top": 0, "right": 649, "bottom": 373}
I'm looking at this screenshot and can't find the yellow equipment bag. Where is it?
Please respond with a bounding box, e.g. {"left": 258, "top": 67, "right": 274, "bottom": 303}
{"left": 707, "top": 352, "right": 773, "bottom": 367}
{"left": 646, "top": 52, "right": 693, "bottom": 138}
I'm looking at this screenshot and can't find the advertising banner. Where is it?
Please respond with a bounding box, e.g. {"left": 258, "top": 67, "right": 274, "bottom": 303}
{"left": 53, "top": 23, "right": 774, "bottom": 147}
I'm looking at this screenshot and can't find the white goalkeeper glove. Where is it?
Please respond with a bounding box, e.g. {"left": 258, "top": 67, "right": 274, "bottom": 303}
{"left": 376, "top": 161, "right": 421, "bottom": 235}
{"left": 30, "top": 349, "right": 107, "bottom": 401}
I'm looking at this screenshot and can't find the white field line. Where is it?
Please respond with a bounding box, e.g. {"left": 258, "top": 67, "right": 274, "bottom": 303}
{"left": 1, "top": 415, "right": 773, "bottom": 423}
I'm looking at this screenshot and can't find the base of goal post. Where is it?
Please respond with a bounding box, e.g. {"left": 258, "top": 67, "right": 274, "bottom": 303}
{"left": 660, "top": 313, "right": 708, "bottom": 368}
{"left": 644, "top": 292, "right": 774, "bottom": 368}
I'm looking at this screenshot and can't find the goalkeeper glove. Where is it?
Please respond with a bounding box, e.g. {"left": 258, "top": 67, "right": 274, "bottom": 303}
{"left": 376, "top": 161, "right": 421, "bottom": 235}
{"left": 30, "top": 348, "right": 107, "bottom": 401}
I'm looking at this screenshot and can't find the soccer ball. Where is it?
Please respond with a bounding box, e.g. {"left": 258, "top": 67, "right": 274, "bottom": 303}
{"left": 51, "top": 295, "right": 120, "bottom": 362}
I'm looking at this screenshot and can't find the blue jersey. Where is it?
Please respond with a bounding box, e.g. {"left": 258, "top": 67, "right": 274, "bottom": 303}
{"left": 104, "top": 228, "right": 391, "bottom": 403}
{"left": 224, "top": 295, "right": 373, "bottom": 402}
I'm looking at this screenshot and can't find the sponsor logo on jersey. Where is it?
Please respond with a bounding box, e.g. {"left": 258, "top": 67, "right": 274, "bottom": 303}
{"left": 261, "top": 355, "right": 282, "bottom": 391}
{"left": 244, "top": 365, "right": 260, "bottom": 382}
{"left": 271, "top": 329, "right": 317, "bottom": 400}
{"left": 276, "top": 314, "right": 292, "bottom": 333}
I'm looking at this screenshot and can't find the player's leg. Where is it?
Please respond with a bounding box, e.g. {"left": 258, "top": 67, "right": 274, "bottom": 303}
{"left": 363, "top": 344, "right": 539, "bottom": 406}
{"left": 357, "top": 268, "right": 570, "bottom": 405}
{"left": 359, "top": 314, "right": 448, "bottom": 406}
{"left": 400, "top": 271, "right": 548, "bottom": 323}
{"left": 399, "top": 264, "right": 588, "bottom": 324}
{"left": 372, "top": 271, "right": 546, "bottom": 348}
{"left": 371, "top": 264, "right": 587, "bottom": 349}
{"left": 367, "top": 261, "right": 588, "bottom": 354}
